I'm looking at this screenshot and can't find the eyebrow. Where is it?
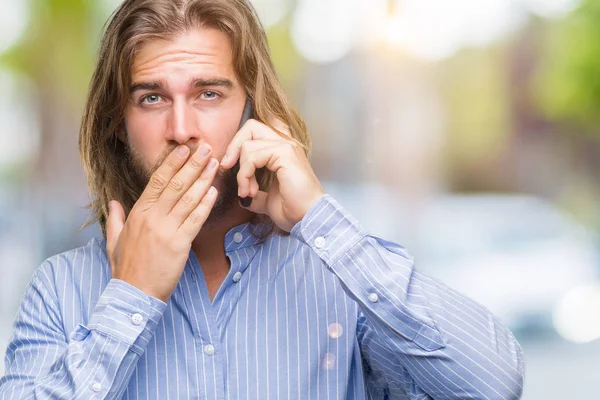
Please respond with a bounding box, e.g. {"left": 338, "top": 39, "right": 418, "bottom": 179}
{"left": 193, "top": 78, "right": 233, "bottom": 89}
{"left": 129, "top": 78, "right": 234, "bottom": 94}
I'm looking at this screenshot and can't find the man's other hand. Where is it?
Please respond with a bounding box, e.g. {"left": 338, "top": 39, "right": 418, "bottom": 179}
{"left": 106, "top": 144, "right": 219, "bottom": 302}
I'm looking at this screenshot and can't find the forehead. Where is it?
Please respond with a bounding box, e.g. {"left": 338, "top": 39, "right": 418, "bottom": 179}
{"left": 131, "top": 27, "right": 235, "bottom": 82}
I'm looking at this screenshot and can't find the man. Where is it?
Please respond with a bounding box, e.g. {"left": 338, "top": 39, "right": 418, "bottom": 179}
{"left": 0, "top": 0, "right": 524, "bottom": 399}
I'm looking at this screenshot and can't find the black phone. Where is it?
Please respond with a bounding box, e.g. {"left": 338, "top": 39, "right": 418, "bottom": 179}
{"left": 236, "top": 99, "right": 255, "bottom": 206}
{"left": 238, "top": 98, "right": 254, "bottom": 130}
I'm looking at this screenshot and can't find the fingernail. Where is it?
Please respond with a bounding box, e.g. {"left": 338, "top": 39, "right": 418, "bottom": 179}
{"left": 208, "top": 158, "right": 218, "bottom": 169}
{"left": 177, "top": 146, "right": 189, "bottom": 157}
{"left": 239, "top": 196, "right": 252, "bottom": 207}
{"left": 221, "top": 155, "right": 228, "bottom": 166}
{"left": 200, "top": 144, "right": 211, "bottom": 155}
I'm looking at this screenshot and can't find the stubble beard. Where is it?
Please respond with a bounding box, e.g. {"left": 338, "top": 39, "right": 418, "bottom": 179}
{"left": 125, "top": 142, "right": 239, "bottom": 227}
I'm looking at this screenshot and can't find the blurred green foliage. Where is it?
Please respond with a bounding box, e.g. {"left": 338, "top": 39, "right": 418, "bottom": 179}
{"left": 440, "top": 46, "right": 512, "bottom": 166}
{"left": 536, "top": 0, "right": 600, "bottom": 136}
{"left": 0, "top": 0, "right": 102, "bottom": 107}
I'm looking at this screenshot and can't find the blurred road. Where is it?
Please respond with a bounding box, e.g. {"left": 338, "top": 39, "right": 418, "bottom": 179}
{"left": 521, "top": 337, "right": 600, "bottom": 399}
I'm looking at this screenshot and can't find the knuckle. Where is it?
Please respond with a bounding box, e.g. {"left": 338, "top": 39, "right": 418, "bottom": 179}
{"left": 155, "top": 227, "right": 171, "bottom": 243}
{"left": 291, "top": 141, "right": 302, "bottom": 153}
{"left": 149, "top": 173, "right": 167, "bottom": 190}
{"left": 180, "top": 192, "right": 197, "bottom": 206}
{"left": 241, "top": 140, "right": 252, "bottom": 152}
{"left": 188, "top": 210, "right": 206, "bottom": 225}
{"left": 168, "top": 177, "right": 184, "bottom": 192}
{"left": 165, "top": 156, "right": 180, "bottom": 169}
{"left": 272, "top": 120, "right": 289, "bottom": 135}
{"left": 188, "top": 156, "right": 204, "bottom": 170}
{"left": 169, "top": 238, "right": 189, "bottom": 253}
{"left": 283, "top": 141, "right": 296, "bottom": 153}
{"left": 142, "top": 216, "right": 155, "bottom": 232}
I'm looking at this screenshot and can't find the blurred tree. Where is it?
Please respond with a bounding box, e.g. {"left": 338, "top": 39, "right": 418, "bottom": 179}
{"left": 0, "top": 0, "right": 98, "bottom": 175}
{"left": 0, "top": 0, "right": 105, "bottom": 256}
{"left": 437, "top": 44, "right": 514, "bottom": 192}
{"left": 535, "top": 0, "right": 600, "bottom": 138}
{"left": 533, "top": 2, "right": 600, "bottom": 228}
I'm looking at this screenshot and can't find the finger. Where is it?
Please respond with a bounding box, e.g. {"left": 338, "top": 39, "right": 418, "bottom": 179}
{"left": 239, "top": 173, "right": 260, "bottom": 200}
{"left": 106, "top": 200, "right": 126, "bottom": 271}
{"left": 169, "top": 157, "right": 219, "bottom": 224}
{"left": 236, "top": 139, "right": 282, "bottom": 197}
{"left": 237, "top": 143, "right": 282, "bottom": 198}
{"left": 139, "top": 146, "right": 190, "bottom": 207}
{"left": 157, "top": 143, "right": 213, "bottom": 213}
{"left": 249, "top": 173, "right": 260, "bottom": 198}
{"left": 178, "top": 186, "right": 219, "bottom": 238}
{"left": 240, "top": 190, "right": 268, "bottom": 215}
{"left": 221, "top": 119, "right": 291, "bottom": 169}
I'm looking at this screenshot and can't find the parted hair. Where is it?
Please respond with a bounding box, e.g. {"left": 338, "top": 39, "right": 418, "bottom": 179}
{"left": 79, "top": 0, "right": 311, "bottom": 238}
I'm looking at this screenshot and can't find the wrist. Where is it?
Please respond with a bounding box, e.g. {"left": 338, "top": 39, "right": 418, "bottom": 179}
{"left": 114, "top": 276, "right": 171, "bottom": 303}
{"left": 291, "top": 190, "right": 325, "bottom": 228}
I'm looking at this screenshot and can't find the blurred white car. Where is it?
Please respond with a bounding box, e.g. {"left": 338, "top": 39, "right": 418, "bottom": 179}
{"left": 323, "top": 182, "right": 600, "bottom": 341}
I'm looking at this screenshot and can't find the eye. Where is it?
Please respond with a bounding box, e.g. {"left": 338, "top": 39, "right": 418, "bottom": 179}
{"left": 140, "top": 94, "right": 161, "bottom": 104}
{"left": 201, "top": 90, "right": 219, "bottom": 100}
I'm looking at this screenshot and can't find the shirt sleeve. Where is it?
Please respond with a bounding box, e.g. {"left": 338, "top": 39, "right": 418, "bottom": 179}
{"left": 290, "top": 194, "right": 525, "bottom": 400}
{"left": 0, "top": 263, "right": 167, "bottom": 400}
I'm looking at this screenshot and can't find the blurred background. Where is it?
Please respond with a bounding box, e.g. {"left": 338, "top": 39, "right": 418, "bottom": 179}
{"left": 1, "top": 0, "right": 599, "bottom": 397}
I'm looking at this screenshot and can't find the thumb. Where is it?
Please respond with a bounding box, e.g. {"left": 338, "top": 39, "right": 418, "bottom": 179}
{"left": 106, "top": 200, "right": 126, "bottom": 253}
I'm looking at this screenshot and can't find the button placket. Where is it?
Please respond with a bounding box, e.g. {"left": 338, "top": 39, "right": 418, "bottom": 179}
{"left": 203, "top": 344, "right": 215, "bottom": 356}
{"left": 232, "top": 272, "right": 242, "bottom": 283}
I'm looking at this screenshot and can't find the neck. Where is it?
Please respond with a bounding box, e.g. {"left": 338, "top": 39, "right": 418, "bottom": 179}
{"left": 191, "top": 203, "right": 253, "bottom": 272}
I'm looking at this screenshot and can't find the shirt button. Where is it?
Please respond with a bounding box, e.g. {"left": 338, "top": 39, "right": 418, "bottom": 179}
{"left": 314, "top": 236, "right": 326, "bottom": 249}
{"left": 203, "top": 344, "right": 215, "bottom": 356}
{"left": 91, "top": 382, "right": 101, "bottom": 392}
{"left": 232, "top": 272, "right": 242, "bottom": 283}
{"left": 368, "top": 293, "right": 379, "bottom": 303}
{"left": 131, "top": 313, "right": 144, "bottom": 326}
{"left": 233, "top": 232, "right": 243, "bottom": 243}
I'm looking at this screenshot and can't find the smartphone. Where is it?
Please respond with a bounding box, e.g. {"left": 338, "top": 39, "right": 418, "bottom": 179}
{"left": 238, "top": 98, "right": 254, "bottom": 130}
{"left": 235, "top": 99, "right": 255, "bottom": 206}
{"left": 233, "top": 98, "right": 254, "bottom": 174}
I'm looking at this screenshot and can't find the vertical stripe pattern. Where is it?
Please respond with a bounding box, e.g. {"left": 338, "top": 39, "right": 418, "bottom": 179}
{"left": 0, "top": 195, "right": 524, "bottom": 399}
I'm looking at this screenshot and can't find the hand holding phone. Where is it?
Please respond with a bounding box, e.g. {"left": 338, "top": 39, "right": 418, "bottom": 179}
{"left": 222, "top": 99, "right": 324, "bottom": 230}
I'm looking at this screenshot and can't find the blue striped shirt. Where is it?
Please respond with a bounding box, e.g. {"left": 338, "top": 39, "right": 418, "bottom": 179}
{"left": 0, "top": 195, "right": 524, "bottom": 399}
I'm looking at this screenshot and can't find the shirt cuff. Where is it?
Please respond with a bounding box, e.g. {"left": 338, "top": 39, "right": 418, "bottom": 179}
{"left": 86, "top": 279, "right": 167, "bottom": 355}
{"left": 290, "top": 194, "right": 367, "bottom": 266}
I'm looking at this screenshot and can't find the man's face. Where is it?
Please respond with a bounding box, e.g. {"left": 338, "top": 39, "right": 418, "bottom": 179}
{"left": 123, "top": 27, "right": 246, "bottom": 220}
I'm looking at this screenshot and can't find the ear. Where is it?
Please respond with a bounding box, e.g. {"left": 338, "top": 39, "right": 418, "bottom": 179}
{"left": 116, "top": 127, "right": 127, "bottom": 143}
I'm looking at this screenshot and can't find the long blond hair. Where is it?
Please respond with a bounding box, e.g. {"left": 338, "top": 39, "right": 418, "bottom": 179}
{"left": 79, "top": 0, "right": 310, "bottom": 238}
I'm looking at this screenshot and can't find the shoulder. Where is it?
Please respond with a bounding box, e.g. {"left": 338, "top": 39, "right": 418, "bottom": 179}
{"left": 33, "top": 238, "right": 110, "bottom": 299}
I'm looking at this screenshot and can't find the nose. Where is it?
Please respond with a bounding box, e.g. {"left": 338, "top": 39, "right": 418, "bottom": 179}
{"left": 166, "top": 100, "right": 201, "bottom": 146}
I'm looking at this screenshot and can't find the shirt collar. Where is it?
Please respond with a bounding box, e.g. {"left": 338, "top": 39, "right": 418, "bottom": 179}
{"left": 224, "top": 221, "right": 270, "bottom": 252}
